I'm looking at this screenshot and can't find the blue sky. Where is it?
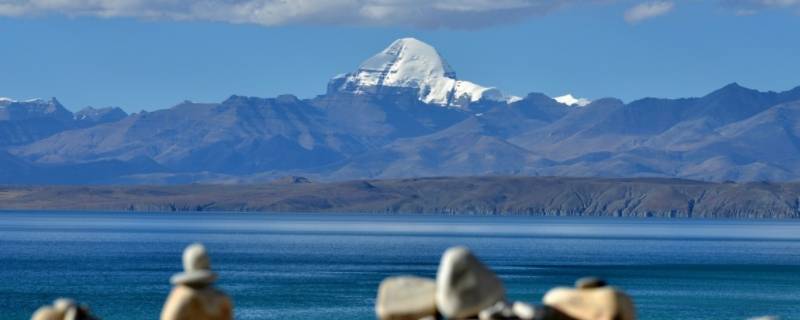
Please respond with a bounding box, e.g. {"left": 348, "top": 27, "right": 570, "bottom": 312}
{"left": 1, "top": 0, "right": 799, "bottom": 112}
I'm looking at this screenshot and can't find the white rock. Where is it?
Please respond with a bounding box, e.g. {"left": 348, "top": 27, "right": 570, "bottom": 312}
{"left": 479, "top": 301, "right": 515, "bottom": 320}
{"left": 375, "top": 276, "right": 437, "bottom": 320}
{"left": 478, "top": 301, "right": 539, "bottom": 320}
{"left": 512, "top": 301, "right": 537, "bottom": 320}
{"left": 436, "top": 246, "right": 506, "bottom": 319}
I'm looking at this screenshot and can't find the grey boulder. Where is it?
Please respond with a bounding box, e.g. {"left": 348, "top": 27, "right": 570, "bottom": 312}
{"left": 436, "top": 246, "right": 506, "bottom": 319}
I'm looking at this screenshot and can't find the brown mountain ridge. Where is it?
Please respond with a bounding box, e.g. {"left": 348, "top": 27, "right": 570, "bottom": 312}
{"left": 2, "top": 176, "right": 799, "bottom": 218}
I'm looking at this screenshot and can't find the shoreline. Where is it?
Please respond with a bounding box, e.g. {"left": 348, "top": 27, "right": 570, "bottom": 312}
{"left": 1, "top": 176, "right": 799, "bottom": 219}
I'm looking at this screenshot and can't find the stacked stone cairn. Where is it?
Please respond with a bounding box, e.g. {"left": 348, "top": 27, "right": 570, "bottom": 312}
{"left": 375, "top": 246, "right": 637, "bottom": 320}
{"left": 160, "top": 243, "right": 233, "bottom": 320}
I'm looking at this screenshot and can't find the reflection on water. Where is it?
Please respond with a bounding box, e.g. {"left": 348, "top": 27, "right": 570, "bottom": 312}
{"left": 1, "top": 211, "right": 799, "bottom": 319}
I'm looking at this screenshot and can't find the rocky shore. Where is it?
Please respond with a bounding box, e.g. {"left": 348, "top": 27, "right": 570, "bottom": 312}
{"left": 32, "top": 244, "right": 639, "bottom": 320}
{"left": 30, "top": 243, "right": 779, "bottom": 320}
{"left": 376, "top": 246, "right": 636, "bottom": 320}
{"left": 3, "top": 176, "right": 800, "bottom": 218}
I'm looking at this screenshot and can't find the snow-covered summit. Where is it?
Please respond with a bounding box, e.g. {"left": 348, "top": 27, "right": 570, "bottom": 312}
{"left": 0, "top": 97, "right": 14, "bottom": 107}
{"left": 329, "top": 37, "right": 508, "bottom": 108}
{"left": 0, "top": 97, "right": 50, "bottom": 104}
{"left": 0, "top": 97, "right": 50, "bottom": 108}
{"left": 554, "top": 94, "right": 591, "bottom": 107}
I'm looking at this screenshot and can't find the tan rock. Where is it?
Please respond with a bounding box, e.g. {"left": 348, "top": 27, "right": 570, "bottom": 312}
{"left": 160, "top": 285, "right": 233, "bottom": 320}
{"left": 543, "top": 284, "right": 635, "bottom": 320}
{"left": 375, "top": 276, "right": 437, "bottom": 320}
{"left": 31, "top": 298, "right": 97, "bottom": 320}
{"left": 31, "top": 306, "right": 63, "bottom": 320}
{"left": 436, "top": 246, "right": 506, "bottom": 319}
{"left": 161, "top": 243, "right": 232, "bottom": 320}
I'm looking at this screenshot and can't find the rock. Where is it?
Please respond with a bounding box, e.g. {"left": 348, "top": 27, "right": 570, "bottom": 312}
{"left": 51, "top": 299, "right": 76, "bottom": 312}
{"left": 436, "top": 246, "right": 506, "bottom": 319}
{"left": 161, "top": 243, "right": 233, "bottom": 320}
{"left": 161, "top": 285, "right": 233, "bottom": 320}
{"left": 31, "top": 298, "right": 97, "bottom": 320}
{"left": 479, "top": 301, "right": 541, "bottom": 320}
{"left": 512, "top": 302, "right": 537, "bottom": 320}
{"left": 170, "top": 243, "right": 217, "bottom": 286}
{"left": 479, "top": 301, "right": 516, "bottom": 320}
{"left": 375, "top": 276, "right": 437, "bottom": 320}
{"left": 543, "top": 280, "right": 636, "bottom": 320}
{"left": 575, "top": 277, "right": 607, "bottom": 289}
{"left": 31, "top": 307, "right": 62, "bottom": 320}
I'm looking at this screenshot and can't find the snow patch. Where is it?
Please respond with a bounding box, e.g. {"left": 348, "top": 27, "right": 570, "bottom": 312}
{"left": 0, "top": 97, "right": 48, "bottom": 104}
{"left": 554, "top": 94, "right": 591, "bottom": 107}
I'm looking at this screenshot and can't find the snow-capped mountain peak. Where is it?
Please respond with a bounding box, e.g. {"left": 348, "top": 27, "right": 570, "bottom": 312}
{"left": 328, "top": 37, "right": 507, "bottom": 108}
{"left": 554, "top": 94, "right": 591, "bottom": 107}
{"left": 0, "top": 97, "right": 50, "bottom": 107}
{"left": 358, "top": 37, "right": 457, "bottom": 85}
{"left": 0, "top": 97, "right": 14, "bottom": 107}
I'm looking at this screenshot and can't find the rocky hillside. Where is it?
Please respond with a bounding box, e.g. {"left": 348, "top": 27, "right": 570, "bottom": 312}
{"left": 2, "top": 176, "right": 799, "bottom": 218}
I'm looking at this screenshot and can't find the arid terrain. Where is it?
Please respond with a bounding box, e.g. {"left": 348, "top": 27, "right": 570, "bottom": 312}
{"left": 2, "top": 176, "right": 799, "bottom": 218}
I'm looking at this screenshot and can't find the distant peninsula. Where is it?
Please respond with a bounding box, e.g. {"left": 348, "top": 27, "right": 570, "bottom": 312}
{"left": 2, "top": 176, "right": 799, "bottom": 219}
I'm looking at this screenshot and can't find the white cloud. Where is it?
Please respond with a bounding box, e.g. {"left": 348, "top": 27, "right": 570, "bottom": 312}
{"left": 624, "top": 1, "right": 675, "bottom": 23}
{"left": 4, "top": 0, "right": 796, "bottom": 28}
{"left": 0, "top": 0, "right": 587, "bottom": 29}
{"left": 721, "top": 0, "right": 800, "bottom": 14}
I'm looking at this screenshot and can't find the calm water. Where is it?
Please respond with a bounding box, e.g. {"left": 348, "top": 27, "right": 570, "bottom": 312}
{"left": 1, "top": 212, "right": 800, "bottom": 320}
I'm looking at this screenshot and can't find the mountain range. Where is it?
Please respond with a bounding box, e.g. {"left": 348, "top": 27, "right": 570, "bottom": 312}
{"left": 2, "top": 37, "right": 800, "bottom": 184}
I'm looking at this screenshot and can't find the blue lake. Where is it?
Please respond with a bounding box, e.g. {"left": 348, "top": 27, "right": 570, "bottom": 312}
{"left": 1, "top": 211, "right": 800, "bottom": 319}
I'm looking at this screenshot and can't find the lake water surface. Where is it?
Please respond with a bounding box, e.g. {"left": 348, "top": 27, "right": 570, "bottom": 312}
{"left": 1, "top": 211, "right": 799, "bottom": 319}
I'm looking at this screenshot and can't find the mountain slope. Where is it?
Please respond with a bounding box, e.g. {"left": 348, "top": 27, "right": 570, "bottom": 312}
{"left": 4, "top": 38, "right": 800, "bottom": 184}
{"left": 14, "top": 95, "right": 364, "bottom": 174}
{"left": 0, "top": 98, "right": 128, "bottom": 147}
{"left": 329, "top": 115, "right": 548, "bottom": 179}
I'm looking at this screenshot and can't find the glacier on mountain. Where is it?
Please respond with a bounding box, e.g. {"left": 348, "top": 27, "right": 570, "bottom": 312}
{"left": 554, "top": 94, "right": 591, "bottom": 107}
{"left": 329, "top": 38, "right": 508, "bottom": 108}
